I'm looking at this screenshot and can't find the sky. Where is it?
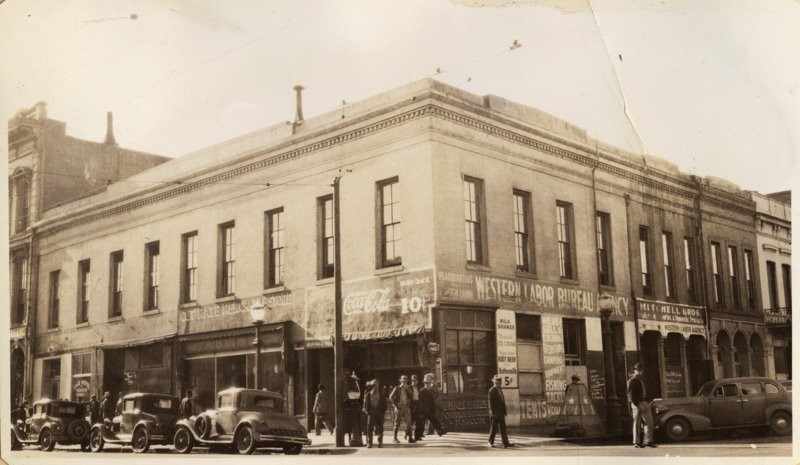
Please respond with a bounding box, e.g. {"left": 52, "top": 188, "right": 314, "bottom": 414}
{"left": 1, "top": 0, "right": 797, "bottom": 194}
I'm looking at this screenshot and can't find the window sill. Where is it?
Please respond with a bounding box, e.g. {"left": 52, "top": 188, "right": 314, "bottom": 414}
{"left": 107, "top": 315, "right": 124, "bottom": 323}
{"left": 143, "top": 309, "right": 160, "bottom": 316}
{"left": 559, "top": 278, "right": 579, "bottom": 286}
{"left": 515, "top": 270, "right": 537, "bottom": 280}
{"left": 76, "top": 322, "right": 90, "bottom": 329}
{"left": 316, "top": 277, "right": 334, "bottom": 286}
{"left": 264, "top": 285, "right": 287, "bottom": 295}
{"left": 46, "top": 327, "right": 60, "bottom": 333}
{"left": 599, "top": 284, "right": 616, "bottom": 292}
{"left": 179, "top": 302, "right": 199, "bottom": 309}
{"left": 375, "top": 265, "right": 405, "bottom": 276}
{"left": 216, "top": 295, "right": 237, "bottom": 304}
{"left": 465, "top": 263, "right": 490, "bottom": 273}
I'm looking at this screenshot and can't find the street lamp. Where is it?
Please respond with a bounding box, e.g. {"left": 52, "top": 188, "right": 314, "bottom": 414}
{"left": 598, "top": 291, "right": 622, "bottom": 433}
{"left": 250, "top": 302, "right": 266, "bottom": 390}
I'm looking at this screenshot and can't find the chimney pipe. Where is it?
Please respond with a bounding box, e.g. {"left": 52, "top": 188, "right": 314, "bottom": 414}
{"left": 104, "top": 112, "right": 118, "bottom": 146}
{"left": 293, "top": 85, "right": 304, "bottom": 133}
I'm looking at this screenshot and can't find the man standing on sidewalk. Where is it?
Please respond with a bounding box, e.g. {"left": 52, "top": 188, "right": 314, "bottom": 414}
{"left": 488, "top": 374, "right": 512, "bottom": 448}
{"left": 389, "top": 375, "right": 415, "bottom": 443}
{"left": 363, "top": 379, "right": 387, "bottom": 448}
{"left": 313, "top": 384, "right": 334, "bottom": 435}
{"left": 417, "top": 373, "right": 446, "bottom": 439}
{"left": 627, "top": 363, "right": 656, "bottom": 448}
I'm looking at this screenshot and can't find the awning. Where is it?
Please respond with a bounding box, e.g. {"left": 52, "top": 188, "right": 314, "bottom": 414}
{"left": 95, "top": 334, "right": 175, "bottom": 350}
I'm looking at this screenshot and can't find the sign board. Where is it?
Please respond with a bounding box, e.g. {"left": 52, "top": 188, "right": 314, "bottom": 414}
{"left": 178, "top": 292, "right": 298, "bottom": 335}
{"left": 636, "top": 299, "right": 706, "bottom": 338}
{"left": 73, "top": 379, "right": 90, "bottom": 399}
{"left": 495, "top": 309, "right": 518, "bottom": 388}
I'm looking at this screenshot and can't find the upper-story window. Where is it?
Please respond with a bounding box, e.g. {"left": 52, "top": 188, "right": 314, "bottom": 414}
{"left": 743, "top": 249, "right": 756, "bottom": 309}
{"left": 513, "top": 190, "right": 534, "bottom": 273}
{"left": 109, "top": 251, "right": 124, "bottom": 317}
{"left": 9, "top": 172, "right": 31, "bottom": 234}
{"left": 219, "top": 222, "right": 235, "bottom": 297}
{"left": 556, "top": 202, "right": 576, "bottom": 279}
{"left": 318, "top": 195, "right": 335, "bottom": 279}
{"left": 266, "top": 208, "right": 285, "bottom": 287}
{"left": 596, "top": 212, "right": 613, "bottom": 286}
{"left": 11, "top": 253, "right": 28, "bottom": 325}
{"left": 146, "top": 242, "right": 160, "bottom": 310}
{"left": 727, "top": 246, "right": 741, "bottom": 308}
{"left": 710, "top": 242, "right": 724, "bottom": 306}
{"left": 639, "top": 227, "right": 652, "bottom": 295}
{"left": 378, "top": 178, "right": 402, "bottom": 268}
{"left": 662, "top": 232, "right": 675, "bottom": 298}
{"left": 77, "top": 260, "right": 90, "bottom": 324}
{"left": 766, "top": 261, "right": 778, "bottom": 311}
{"left": 684, "top": 237, "right": 697, "bottom": 303}
{"left": 181, "top": 232, "right": 198, "bottom": 303}
{"left": 782, "top": 264, "right": 792, "bottom": 312}
{"left": 464, "top": 177, "right": 486, "bottom": 264}
{"left": 49, "top": 270, "right": 60, "bottom": 329}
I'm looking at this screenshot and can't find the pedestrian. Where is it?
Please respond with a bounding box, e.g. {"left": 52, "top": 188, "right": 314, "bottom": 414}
{"left": 488, "top": 374, "right": 512, "bottom": 448}
{"left": 115, "top": 391, "right": 124, "bottom": 415}
{"left": 362, "top": 379, "right": 387, "bottom": 448}
{"left": 100, "top": 391, "right": 114, "bottom": 421}
{"left": 417, "top": 373, "right": 446, "bottom": 438}
{"left": 87, "top": 394, "right": 101, "bottom": 424}
{"left": 409, "top": 374, "right": 422, "bottom": 440}
{"left": 627, "top": 363, "right": 656, "bottom": 448}
{"left": 389, "top": 375, "right": 415, "bottom": 443}
{"left": 179, "top": 390, "right": 195, "bottom": 420}
{"left": 313, "top": 384, "right": 334, "bottom": 435}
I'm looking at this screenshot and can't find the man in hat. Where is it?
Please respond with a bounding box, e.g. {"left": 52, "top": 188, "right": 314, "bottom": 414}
{"left": 362, "top": 379, "right": 387, "bottom": 448}
{"left": 488, "top": 374, "right": 512, "bottom": 448}
{"left": 417, "top": 373, "right": 445, "bottom": 439}
{"left": 100, "top": 391, "right": 114, "bottom": 421}
{"left": 180, "top": 390, "right": 195, "bottom": 420}
{"left": 409, "top": 374, "right": 422, "bottom": 440}
{"left": 627, "top": 363, "right": 656, "bottom": 448}
{"left": 115, "top": 391, "right": 124, "bottom": 416}
{"left": 389, "top": 375, "right": 415, "bottom": 443}
{"left": 313, "top": 384, "right": 334, "bottom": 435}
{"left": 87, "top": 394, "right": 101, "bottom": 425}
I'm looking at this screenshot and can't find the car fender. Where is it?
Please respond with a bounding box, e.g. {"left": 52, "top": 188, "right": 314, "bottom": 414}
{"left": 174, "top": 418, "right": 214, "bottom": 443}
{"left": 42, "top": 420, "right": 64, "bottom": 437}
{"left": 658, "top": 410, "right": 712, "bottom": 432}
{"left": 235, "top": 418, "right": 263, "bottom": 441}
{"left": 766, "top": 402, "right": 792, "bottom": 420}
{"left": 93, "top": 422, "right": 117, "bottom": 442}
{"left": 11, "top": 423, "right": 28, "bottom": 442}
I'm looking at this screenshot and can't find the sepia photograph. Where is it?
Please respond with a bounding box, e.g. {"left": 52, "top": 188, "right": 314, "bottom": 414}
{"left": 1, "top": 1, "right": 797, "bottom": 464}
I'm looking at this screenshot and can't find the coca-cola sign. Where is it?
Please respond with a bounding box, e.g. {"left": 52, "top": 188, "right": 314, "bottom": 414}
{"left": 344, "top": 288, "right": 392, "bottom": 315}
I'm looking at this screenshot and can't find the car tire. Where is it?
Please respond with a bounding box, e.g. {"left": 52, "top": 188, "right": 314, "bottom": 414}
{"left": 89, "top": 427, "right": 104, "bottom": 452}
{"left": 194, "top": 415, "right": 211, "bottom": 439}
{"left": 40, "top": 428, "right": 56, "bottom": 452}
{"left": 173, "top": 426, "right": 194, "bottom": 454}
{"left": 770, "top": 411, "right": 791, "bottom": 436}
{"left": 132, "top": 426, "right": 150, "bottom": 453}
{"left": 664, "top": 417, "right": 691, "bottom": 442}
{"left": 235, "top": 425, "right": 256, "bottom": 455}
{"left": 283, "top": 444, "right": 302, "bottom": 455}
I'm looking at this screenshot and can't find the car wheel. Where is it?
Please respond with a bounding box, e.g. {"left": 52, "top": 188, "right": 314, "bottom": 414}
{"left": 132, "top": 426, "right": 150, "bottom": 453}
{"left": 235, "top": 425, "right": 256, "bottom": 455}
{"left": 194, "top": 415, "right": 211, "bottom": 439}
{"left": 90, "top": 427, "right": 104, "bottom": 452}
{"left": 283, "top": 444, "right": 302, "bottom": 455}
{"left": 770, "top": 411, "right": 792, "bottom": 436}
{"left": 11, "top": 432, "right": 23, "bottom": 451}
{"left": 40, "top": 428, "right": 56, "bottom": 452}
{"left": 173, "top": 426, "right": 194, "bottom": 454}
{"left": 664, "top": 417, "right": 691, "bottom": 442}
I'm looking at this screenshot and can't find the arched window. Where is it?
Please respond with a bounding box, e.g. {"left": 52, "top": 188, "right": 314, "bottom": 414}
{"left": 9, "top": 171, "right": 31, "bottom": 233}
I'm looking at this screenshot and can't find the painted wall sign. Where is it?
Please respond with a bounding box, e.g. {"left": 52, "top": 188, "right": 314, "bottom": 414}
{"left": 178, "top": 292, "right": 296, "bottom": 335}
{"left": 439, "top": 395, "right": 489, "bottom": 427}
{"left": 437, "top": 270, "right": 630, "bottom": 317}
{"left": 636, "top": 298, "right": 706, "bottom": 338}
{"left": 495, "top": 309, "right": 518, "bottom": 388}
{"left": 305, "top": 268, "right": 434, "bottom": 344}
{"left": 764, "top": 310, "right": 791, "bottom": 325}
{"left": 541, "top": 315, "right": 567, "bottom": 421}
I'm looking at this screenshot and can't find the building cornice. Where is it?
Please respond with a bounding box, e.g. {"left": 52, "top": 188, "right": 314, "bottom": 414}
{"left": 36, "top": 96, "right": 755, "bottom": 236}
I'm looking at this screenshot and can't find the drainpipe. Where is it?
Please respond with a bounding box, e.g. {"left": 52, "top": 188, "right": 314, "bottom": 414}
{"left": 624, "top": 194, "right": 641, "bottom": 357}
{"left": 692, "top": 177, "right": 714, "bottom": 372}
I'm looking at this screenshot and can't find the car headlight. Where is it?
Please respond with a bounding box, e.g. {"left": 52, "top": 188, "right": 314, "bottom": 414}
{"left": 654, "top": 405, "right": 669, "bottom": 414}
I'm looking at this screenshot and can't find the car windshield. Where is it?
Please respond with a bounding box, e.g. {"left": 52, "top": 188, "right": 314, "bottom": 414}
{"left": 145, "top": 397, "right": 178, "bottom": 413}
{"left": 51, "top": 403, "right": 84, "bottom": 417}
{"left": 697, "top": 381, "right": 716, "bottom": 397}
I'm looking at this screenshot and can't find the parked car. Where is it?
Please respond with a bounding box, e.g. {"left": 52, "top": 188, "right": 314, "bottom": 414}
{"left": 10, "top": 399, "right": 90, "bottom": 451}
{"left": 173, "top": 387, "right": 311, "bottom": 455}
{"left": 89, "top": 392, "right": 181, "bottom": 453}
{"left": 779, "top": 379, "right": 792, "bottom": 392}
{"left": 652, "top": 376, "right": 792, "bottom": 442}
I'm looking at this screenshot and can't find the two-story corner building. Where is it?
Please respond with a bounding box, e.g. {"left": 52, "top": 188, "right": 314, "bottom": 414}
{"left": 751, "top": 191, "right": 792, "bottom": 380}
{"left": 8, "top": 102, "right": 170, "bottom": 409}
{"left": 20, "top": 79, "right": 773, "bottom": 433}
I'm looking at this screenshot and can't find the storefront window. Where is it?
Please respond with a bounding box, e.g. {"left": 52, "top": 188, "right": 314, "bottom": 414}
{"left": 445, "top": 309, "right": 495, "bottom": 394}
{"left": 72, "top": 353, "right": 92, "bottom": 402}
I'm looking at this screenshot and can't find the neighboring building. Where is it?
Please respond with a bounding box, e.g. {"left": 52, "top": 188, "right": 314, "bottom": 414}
{"left": 752, "top": 191, "right": 792, "bottom": 380}
{"left": 14, "top": 80, "right": 777, "bottom": 432}
{"left": 8, "top": 102, "right": 170, "bottom": 407}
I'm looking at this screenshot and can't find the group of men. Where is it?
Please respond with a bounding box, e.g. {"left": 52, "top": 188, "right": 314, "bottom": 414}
{"left": 84, "top": 391, "right": 121, "bottom": 424}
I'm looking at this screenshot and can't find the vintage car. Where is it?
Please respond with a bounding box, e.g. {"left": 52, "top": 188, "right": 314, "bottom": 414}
{"left": 173, "top": 387, "right": 311, "bottom": 455}
{"left": 89, "top": 392, "right": 181, "bottom": 453}
{"left": 10, "top": 399, "right": 90, "bottom": 451}
{"left": 652, "top": 376, "right": 792, "bottom": 442}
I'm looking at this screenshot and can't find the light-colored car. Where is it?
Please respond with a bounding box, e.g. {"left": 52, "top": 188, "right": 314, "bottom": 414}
{"left": 173, "top": 387, "right": 311, "bottom": 455}
{"left": 10, "top": 399, "right": 90, "bottom": 451}
{"left": 652, "top": 377, "right": 792, "bottom": 442}
{"left": 89, "top": 393, "right": 181, "bottom": 453}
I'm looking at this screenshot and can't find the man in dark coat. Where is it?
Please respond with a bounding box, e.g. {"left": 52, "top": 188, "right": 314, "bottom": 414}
{"left": 416, "top": 373, "right": 445, "bottom": 439}
{"left": 389, "top": 375, "right": 415, "bottom": 443}
{"left": 87, "top": 395, "right": 101, "bottom": 424}
{"left": 488, "top": 374, "right": 512, "bottom": 448}
{"left": 100, "top": 391, "right": 114, "bottom": 421}
{"left": 362, "top": 379, "right": 387, "bottom": 448}
{"left": 627, "top": 363, "right": 656, "bottom": 448}
{"left": 179, "top": 390, "right": 195, "bottom": 419}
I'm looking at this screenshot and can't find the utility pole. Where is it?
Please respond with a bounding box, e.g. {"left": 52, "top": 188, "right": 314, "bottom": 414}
{"left": 333, "top": 175, "right": 344, "bottom": 447}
